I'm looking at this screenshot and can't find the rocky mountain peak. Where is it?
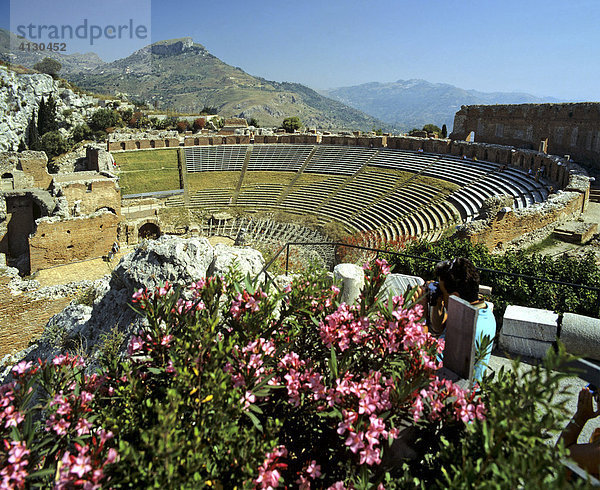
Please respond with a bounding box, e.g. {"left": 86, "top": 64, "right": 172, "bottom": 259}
{"left": 150, "top": 37, "right": 201, "bottom": 56}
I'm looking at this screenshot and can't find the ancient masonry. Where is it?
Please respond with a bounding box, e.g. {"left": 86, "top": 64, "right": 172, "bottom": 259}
{"left": 0, "top": 147, "right": 120, "bottom": 274}
{"left": 0, "top": 103, "right": 595, "bottom": 276}
{"left": 450, "top": 103, "right": 600, "bottom": 170}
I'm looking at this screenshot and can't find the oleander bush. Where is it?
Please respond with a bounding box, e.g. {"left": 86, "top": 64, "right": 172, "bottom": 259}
{"left": 0, "top": 259, "right": 581, "bottom": 488}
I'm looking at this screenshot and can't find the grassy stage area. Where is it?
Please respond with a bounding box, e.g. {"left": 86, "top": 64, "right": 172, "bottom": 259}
{"left": 113, "top": 149, "right": 180, "bottom": 195}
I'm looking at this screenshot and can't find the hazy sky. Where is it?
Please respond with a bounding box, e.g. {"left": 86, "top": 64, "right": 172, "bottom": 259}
{"left": 2, "top": 0, "right": 599, "bottom": 100}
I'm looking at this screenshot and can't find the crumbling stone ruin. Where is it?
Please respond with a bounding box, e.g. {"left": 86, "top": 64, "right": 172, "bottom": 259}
{"left": 450, "top": 103, "right": 600, "bottom": 171}
{"left": 0, "top": 147, "right": 120, "bottom": 274}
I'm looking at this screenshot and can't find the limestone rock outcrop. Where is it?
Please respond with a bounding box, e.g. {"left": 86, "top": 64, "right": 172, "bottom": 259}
{"left": 0, "top": 67, "right": 99, "bottom": 151}
{"left": 2, "top": 236, "right": 266, "bottom": 373}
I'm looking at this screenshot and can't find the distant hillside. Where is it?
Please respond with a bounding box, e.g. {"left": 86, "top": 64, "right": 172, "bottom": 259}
{"left": 322, "top": 79, "right": 559, "bottom": 132}
{"left": 0, "top": 32, "right": 385, "bottom": 131}
{"left": 0, "top": 28, "right": 106, "bottom": 73}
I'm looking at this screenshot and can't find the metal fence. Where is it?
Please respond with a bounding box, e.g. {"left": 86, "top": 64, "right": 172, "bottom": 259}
{"left": 258, "top": 241, "right": 600, "bottom": 318}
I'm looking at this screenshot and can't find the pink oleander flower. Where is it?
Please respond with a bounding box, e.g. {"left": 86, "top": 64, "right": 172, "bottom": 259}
{"left": 359, "top": 444, "right": 381, "bottom": 466}
{"left": 345, "top": 431, "right": 365, "bottom": 454}
{"left": 75, "top": 418, "right": 93, "bottom": 436}
{"left": 80, "top": 391, "right": 94, "bottom": 405}
{"left": 131, "top": 288, "right": 146, "bottom": 303}
{"left": 157, "top": 281, "right": 171, "bottom": 297}
{"left": 127, "top": 335, "right": 144, "bottom": 355}
{"left": 2, "top": 406, "right": 25, "bottom": 428}
{"left": 160, "top": 334, "right": 174, "bottom": 346}
{"left": 306, "top": 460, "right": 321, "bottom": 478}
{"left": 374, "top": 258, "right": 391, "bottom": 275}
{"left": 242, "top": 391, "right": 256, "bottom": 411}
{"left": 1, "top": 440, "right": 29, "bottom": 489}
{"left": 254, "top": 446, "right": 288, "bottom": 489}
{"left": 52, "top": 417, "right": 71, "bottom": 436}
{"left": 105, "top": 447, "right": 118, "bottom": 465}
{"left": 11, "top": 361, "right": 32, "bottom": 376}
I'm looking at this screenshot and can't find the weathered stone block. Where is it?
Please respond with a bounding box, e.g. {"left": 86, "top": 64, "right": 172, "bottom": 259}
{"left": 561, "top": 313, "right": 600, "bottom": 361}
{"left": 381, "top": 274, "right": 424, "bottom": 298}
{"left": 498, "top": 333, "right": 553, "bottom": 359}
{"left": 333, "top": 263, "right": 364, "bottom": 305}
{"left": 502, "top": 305, "right": 558, "bottom": 341}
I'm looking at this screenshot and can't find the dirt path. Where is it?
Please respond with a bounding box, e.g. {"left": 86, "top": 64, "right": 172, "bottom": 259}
{"left": 33, "top": 248, "right": 131, "bottom": 287}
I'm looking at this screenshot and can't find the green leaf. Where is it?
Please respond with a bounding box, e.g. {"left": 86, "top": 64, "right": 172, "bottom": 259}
{"left": 329, "top": 346, "right": 338, "bottom": 379}
{"left": 26, "top": 467, "right": 56, "bottom": 479}
{"left": 245, "top": 410, "right": 263, "bottom": 432}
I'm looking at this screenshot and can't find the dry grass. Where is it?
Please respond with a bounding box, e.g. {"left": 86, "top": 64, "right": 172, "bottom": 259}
{"left": 187, "top": 171, "right": 243, "bottom": 191}
{"left": 119, "top": 169, "right": 180, "bottom": 195}
{"left": 113, "top": 149, "right": 178, "bottom": 171}
{"left": 114, "top": 149, "right": 179, "bottom": 194}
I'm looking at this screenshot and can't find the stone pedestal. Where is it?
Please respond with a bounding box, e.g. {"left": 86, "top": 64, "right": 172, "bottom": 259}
{"left": 333, "top": 263, "right": 364, "bottom": 305}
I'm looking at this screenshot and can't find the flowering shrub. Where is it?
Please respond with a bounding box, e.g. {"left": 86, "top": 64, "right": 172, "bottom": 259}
{"left": 0, "top": 259, "right": 574, "bottom": 488}
{"left": 0, "top": 355, "right": 118, "bottom": 488}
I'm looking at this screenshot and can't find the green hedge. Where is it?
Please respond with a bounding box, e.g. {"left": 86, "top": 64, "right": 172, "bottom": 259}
{"left": 385, "top": 239, "right": 600, "bottom": 322}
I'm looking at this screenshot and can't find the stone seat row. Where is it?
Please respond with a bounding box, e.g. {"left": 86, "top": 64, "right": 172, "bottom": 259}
{"left": 304, "top": 146, "right": 378, "bottom": 175}
{"left": 185, "top": 145, "right": 550, "bottom": 213}
{"left": 178, "top": 147, "right": 553, "bottom": 239}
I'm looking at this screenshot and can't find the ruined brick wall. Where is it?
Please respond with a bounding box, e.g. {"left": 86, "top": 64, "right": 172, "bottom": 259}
{"left": 29, "top": 212, "right": 119, "bottom": 273}
{"left": 0, "top": 276, "right": 74, "bottom": 358}
{"left": 59, "top": 179, "right": 121, "bottom": 216}
{"left": 458, "top": 191, "right": 586, "bottom": 250}
{"left": 2, "top": 195, "right": 34, "bottom": 256}
{"left": 454, "top": 172, "right": 590, "bottom": 250}
{"left": 449, "top": 103, "right": 600, "bottom": 170}
{"left": 18, "top": 151, "right": 52, "bottom": 189}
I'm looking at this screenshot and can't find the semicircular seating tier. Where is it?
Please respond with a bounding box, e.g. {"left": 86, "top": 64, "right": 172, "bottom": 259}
{"left": 174, "top": 144, "right": 552, "bottom": 241}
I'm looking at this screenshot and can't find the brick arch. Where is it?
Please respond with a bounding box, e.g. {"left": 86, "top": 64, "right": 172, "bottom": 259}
{"left": 95, "top": 206, "right": 117, "bottom": 215}
{"left": 138, "top": 222, "right": 161, "bottom": 240}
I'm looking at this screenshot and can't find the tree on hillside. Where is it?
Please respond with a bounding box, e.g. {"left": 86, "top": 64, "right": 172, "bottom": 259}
{"left": 423, "top": 124, "right": 441, "bottom": 136}
{"left": 200, "top": 106, "right": 218, "bottom": 115}
{"left": 27, "top": 113, "right": 41, "bottom": 151}
{"left": 89, "top": 109, "right": 122, "bottom": 132}
{"left": 72, "top": 123, "right": 93, "bottom": 143}
{"left": 193, "top": 118, "right": 206, "bottom": 131}
{"left": 441, "top": 124, "right": 448, "bottom": 138}
{"left": 37, "top": 96, "right": 58, "bottom": 136}
{"left": 40, "top": 131, "right": 69, "bottom": 158}
{"left": 33, "top": 57, "right": 61, "bottom": 78}
{"left": 246, "top": 117, "right": 259, "bottom": 128}
{"left": 281, "top": 116, "right": 302, "bottom": 133}
{"left": 407, "top": 128, "right": 424, "bottom": 136}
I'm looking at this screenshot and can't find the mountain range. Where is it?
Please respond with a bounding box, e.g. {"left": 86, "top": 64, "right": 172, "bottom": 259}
{"left": 1, "top": 29, "right": 561, "bottom": 132}
{"left": 322, "top": 80, "right": 559, "bottom": 132}
{"left": 0, "top": 30, "right": 384, "bottom": 130}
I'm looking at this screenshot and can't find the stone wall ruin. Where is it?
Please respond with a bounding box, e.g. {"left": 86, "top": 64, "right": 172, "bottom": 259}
{"left": 450, "top": 103, "right": 600, "bottom": 171}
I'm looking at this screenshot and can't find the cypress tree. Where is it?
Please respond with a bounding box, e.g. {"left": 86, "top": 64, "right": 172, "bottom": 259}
{"left": 441, "top": 124, "right": 448, "bottom": 138}
{"left": 28, "top": 111, "right": 41, "bottom": 151}
{"left": 37, "top": 96, "right": 58, "bottom": 136}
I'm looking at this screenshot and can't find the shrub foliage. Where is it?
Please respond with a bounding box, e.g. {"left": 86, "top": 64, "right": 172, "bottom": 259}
{"left": 387, "top": 239, "right": 600, "bottom": 319}
{"left": 0, "top": 260, "right": 580, "bottom": 488}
